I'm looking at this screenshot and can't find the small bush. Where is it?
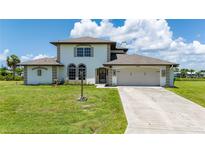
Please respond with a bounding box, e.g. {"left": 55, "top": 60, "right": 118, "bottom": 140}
{"left": 14, "top": 76, "right": 23, "bottom": 81}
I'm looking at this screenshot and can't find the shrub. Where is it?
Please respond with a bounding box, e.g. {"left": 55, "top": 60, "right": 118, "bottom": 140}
{"left": 0, "top": 75, "right": 23, "bottom": 81}
{"left": 14, "top": 76, "right": 23, "bottom": 81}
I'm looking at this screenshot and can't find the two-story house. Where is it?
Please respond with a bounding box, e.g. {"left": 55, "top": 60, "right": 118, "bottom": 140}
{"left": 19, "top": 36, "right": 178, "bottom": 86}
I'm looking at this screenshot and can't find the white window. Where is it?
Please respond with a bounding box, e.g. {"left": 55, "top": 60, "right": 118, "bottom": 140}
{"left": 37, "top": 69, "right": 42, "bottom": 76}
{"left": 76, "top": 47, "right": 92, "bottom": 57}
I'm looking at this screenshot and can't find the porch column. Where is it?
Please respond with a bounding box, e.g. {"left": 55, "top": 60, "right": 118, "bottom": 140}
{"left": 107, "top": 66, "right": 112, "bottom": 86}
{"left": 160, "top": 66, "right": 166, "bottom": 86}
{"left": 52, "top": 66, "right": 57, "bottom": 83}
{"left": 95, "top": 68, "right": 99, "bottom": 84}
{"left": 165, "top": 66, "right": 170, "bottom": 86}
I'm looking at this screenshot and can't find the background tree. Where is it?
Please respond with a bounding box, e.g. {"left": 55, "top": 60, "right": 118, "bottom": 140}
{"left": 15, "top": 67, "right": 23, "bottom": 76}
{"left": 195, "top": 71, "right": 200, "bottom": 78}
{"left": 189, "top": 69, "right": 195, "bottom": 74}
{"left": 180, "top": 68, "right": 189, "bottom": 78}
{"left": 6, "top": 54, "right": 21, "bottom": 79}
{"left": 189, "top": 69, "right": 195, "bottom": 78}
{"left": 0, "top": 67, "right": 8, "bottom": 76}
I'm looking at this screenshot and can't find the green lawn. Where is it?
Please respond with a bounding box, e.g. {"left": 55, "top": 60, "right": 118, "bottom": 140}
{"left": 0, "top": 81, "right": 127, "bottom": 134}
{"left": 167, "top": 81, "right": 205, "bottom": 107}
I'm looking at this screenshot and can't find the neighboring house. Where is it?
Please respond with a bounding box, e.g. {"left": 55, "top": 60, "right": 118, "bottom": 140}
{"left": 174, "top": 71, "right": 181, "bottom": 78}
{"left": 200, "top": 72, "right": 205, "bottom": 77}
{"left": 186, "top": 71, "right": 196, "bottom": 78}
{"left": 18, "top": 36, "right": 178, "bottom": 86}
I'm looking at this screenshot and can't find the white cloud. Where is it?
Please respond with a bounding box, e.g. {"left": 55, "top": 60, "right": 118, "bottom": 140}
{"left": 33, "top": 54, "right": 50, "bottom": 60}
{"left": 70, "top": 19, "right": 205, "bottom": 70}
{"left": 21, "top": 54, "right": 34, "bottom": 62}
{"left": 70, "top": 19, "right": 173, "bottom": 51}
{"left": 0, "top": 49, "right": 10, "bottom": 61}
{"left": 21, "top": 54, "right": 51, "bottom": 62}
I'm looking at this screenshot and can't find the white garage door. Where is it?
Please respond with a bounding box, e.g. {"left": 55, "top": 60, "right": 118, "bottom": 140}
{"left": 117, "top": 67, "right": 160, "bottom": 86}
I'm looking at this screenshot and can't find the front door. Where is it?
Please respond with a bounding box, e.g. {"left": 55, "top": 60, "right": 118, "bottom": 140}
{"left": 99, "top": 68, "right": 106, "bottom": 83}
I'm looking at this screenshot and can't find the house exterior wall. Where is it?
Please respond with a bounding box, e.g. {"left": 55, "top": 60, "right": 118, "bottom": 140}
{"left": 27, "top": 66, "right": 53, "bottom": 84}
{"left": 59, "top": 44, "right": 108, "bottom": 84}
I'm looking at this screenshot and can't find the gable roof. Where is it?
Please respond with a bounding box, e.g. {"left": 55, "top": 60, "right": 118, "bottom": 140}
{"left": 104, "top": 54, "right": 178, "bottom": 66}
{"left": 18, "top": 57, "right": 64, "bottom": 66}
{"left": 50, "top": 36, "right": 116, "bottom": 45}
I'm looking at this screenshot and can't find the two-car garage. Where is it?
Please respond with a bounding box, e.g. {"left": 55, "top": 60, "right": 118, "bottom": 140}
{"left": 104, "top": 54, "right": 178, "bottom": 87}
{"left": 115, "top": 66, "right": 160, "bottom": 86}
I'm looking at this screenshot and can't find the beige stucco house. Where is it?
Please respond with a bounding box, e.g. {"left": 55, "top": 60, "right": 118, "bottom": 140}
{"left": 18, "top": 36, "right": 178, "bottom": 86}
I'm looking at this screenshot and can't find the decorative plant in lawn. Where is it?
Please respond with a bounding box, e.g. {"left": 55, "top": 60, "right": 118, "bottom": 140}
{"left": 6, "top": 54, "right": 21, "bottom": 80}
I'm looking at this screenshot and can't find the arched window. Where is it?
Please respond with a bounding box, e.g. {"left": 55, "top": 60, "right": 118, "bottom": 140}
{"left": 78, "top": 64, "right": 86, "bottom": 80}
{"left": 68, "top": 64, "right": 76, "bottom": 80}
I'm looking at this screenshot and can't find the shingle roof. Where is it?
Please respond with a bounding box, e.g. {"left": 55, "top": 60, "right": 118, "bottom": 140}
{"left": 18, "top": 57, "right": 64, "bottom": 66}
{"left": 104, "top": 54, "right": 179, "bottom": 66}
{"left": 50, "top": 36, "right": 116, "bottom": 45}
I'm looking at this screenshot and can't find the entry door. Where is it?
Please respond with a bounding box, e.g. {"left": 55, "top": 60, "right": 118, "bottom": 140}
{"left": 99, "top": 68, "right": 106, "bottom": 83}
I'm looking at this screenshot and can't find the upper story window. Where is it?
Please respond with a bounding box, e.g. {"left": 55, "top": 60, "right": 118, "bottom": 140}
{"left": 84, "top": 48, "right": 91, "bottom": 57}
{"left": 75, "top": 47, "right": 93, "bottom": 57}
{"left": 77, "top": 48, "right": 84, "bottom": 57}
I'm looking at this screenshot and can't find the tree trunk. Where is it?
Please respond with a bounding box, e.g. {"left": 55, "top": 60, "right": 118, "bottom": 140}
{"left": 13, "top": 66, "right": 16, "bottom": 80}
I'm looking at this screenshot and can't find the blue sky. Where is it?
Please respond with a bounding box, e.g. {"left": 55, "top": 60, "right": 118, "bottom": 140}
{"left": 1, "top": 19, "right": 205, "bottom": 70}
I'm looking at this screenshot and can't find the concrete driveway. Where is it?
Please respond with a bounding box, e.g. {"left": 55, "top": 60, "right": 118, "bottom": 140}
{"left": 118, "top": 86, "right": 205, "bottom": 134}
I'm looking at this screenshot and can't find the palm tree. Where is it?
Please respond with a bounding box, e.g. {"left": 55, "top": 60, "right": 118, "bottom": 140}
{"left": 189, "top": 69, "right": 195, "bottom": 78}
{"left": 6, "top": 54, "right": 20, "bottom": 79}
{"left": 180, "top": 68, "right": 188, "bottom": 78}
{"left": 196, "top": 71, "right": 201, "bottom": 78}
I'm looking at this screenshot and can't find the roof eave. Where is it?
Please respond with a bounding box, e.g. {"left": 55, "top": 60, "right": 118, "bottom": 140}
{"left": 103, "top": 64, "right": 179, "bottom": 67}
{"left": 50, "top": 41, "right": 116, "bottom": 46}
{"left": 17, "top": 64, "right": 64, "bottom": 66}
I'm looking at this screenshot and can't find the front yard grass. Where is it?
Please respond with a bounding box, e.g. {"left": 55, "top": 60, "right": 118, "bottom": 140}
{"left": 167, "top": 81, "right": 205, "bottom": 107}
{"left": 0, "top": 81, "right": 127, "bottom": 134}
